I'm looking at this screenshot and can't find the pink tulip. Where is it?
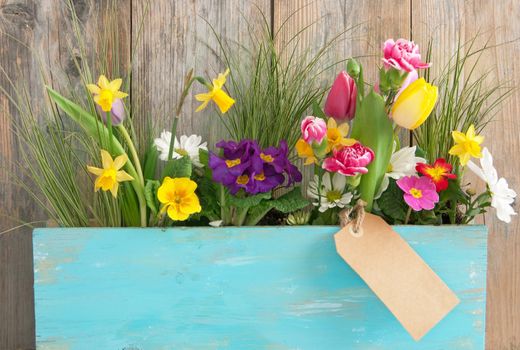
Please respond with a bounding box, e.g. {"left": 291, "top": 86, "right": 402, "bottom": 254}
{"left": 382, "top": 39, "right": 431, "bottom": 72}
{"left": 322, "top": 143, "right": 375, "bottom": 176}
{"left": 96, "top": 98, "right": 126, "bottom": 126}
{"left": 324, "top": 71, "right": 357, "bottom": 121}
{"left": 301, "top": 116, "right": 327, "bottom": 144}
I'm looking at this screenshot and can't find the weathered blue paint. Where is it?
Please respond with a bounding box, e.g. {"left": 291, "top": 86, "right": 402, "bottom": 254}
{"left": 33, "top": 225, "right": 487, "bottom": 349}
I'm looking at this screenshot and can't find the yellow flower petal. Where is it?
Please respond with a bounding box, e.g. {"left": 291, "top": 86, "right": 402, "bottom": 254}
{"left": 327, "top": 118, "right": 337, "bottom": 129}
{"left": 451, "top": 131, "right": 466, "bottom": 144}
{"left": 86, "top": 84, "right": 100, "bottom": 94}
{"left": 116, "top": 170, "right": 134, "bottom": 182}
{"left": 113, "top": 153, "right": 128, "bottom": 170}
{"left": 98, "top": 75, "right": 110, "bottom": 89}
{"left": 107, "top": 78, "right": 123, "bottom": 92}
{"left": 195, "top": 99, "right": 211, "bottom": 112}
{"left": 100, "top": 149, "right": 113, "bottom": 169}
{"left": 114, "top": 91, "right": 128, "bottom": 99}
{"left": 337, "top": 123, "right": 350, "bottom": 137}
{"left": 87, "top": 166, "right": 104, "bottom": 176}
{"left": 392, "top": 78, "right": 438, "bottom": 130}
{"left": 341, "top": 138, "right": 357, "bottom": 146}
{"left": 167, "top": 205, "right": 190, "bottom": 221}
{"left": 212, "top": 89, "right": 235, "bottom": 113}
{"left": 109, "top": 182, "right": 119, "bottom": 198}
{"left": 180, "top": 194, "right": 202, "bottom": 214}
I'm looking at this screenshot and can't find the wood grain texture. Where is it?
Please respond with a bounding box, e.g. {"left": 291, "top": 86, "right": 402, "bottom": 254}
{"left": 412, "top": 1, "right": 520, "bottom": 348}
{"left": 0, "top": 0, "right": 519, "bottom": 348}
{"left": 131, "top": 0, "right": 271, "bottom": 152}
{"left": 33, "top": 226, "right": 487, "bottom": 349}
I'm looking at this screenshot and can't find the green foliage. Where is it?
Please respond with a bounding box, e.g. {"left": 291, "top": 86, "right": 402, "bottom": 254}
{"left": 161, "top": 156, "right": 192, "bottom": 179}
{"left": 351, "top": 90, "right": 394, "bottom": 211}
{"left": 415, "top": 36, "right": 515, "bottom": 174}
{"left": 207, "top": 9, "right": 357, "bottom": 149}
{"left": 377, "top": 179, "right": 408, "bottom": 224}
{"left": 228, "top": 192, "right": 271, "bottom": 208}
{"left": 144, "top": 180, "right": 161, "bottom": 216}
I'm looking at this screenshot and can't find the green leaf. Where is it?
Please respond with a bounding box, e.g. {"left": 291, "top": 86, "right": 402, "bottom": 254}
{"left": 143, "top": 144, "right": 159, "bottom": 180}
{"left": 351, "top": 90, "right": 394, "bottom": 211}
{"left": 244, "top": 201, "right": 273, "bottom": 226}
{"left": 228, "top": 191, "right": 271, "bottom": 208}
{"left": 120, "top": 182, "right": 141, "bottom": 227}
{"left": 196, "top": 175, "right": 221, "bottom": 221}
{"left": 144, "top": 180, "right": 160, "bottom": 216}
{"left": 312, "top": 101, "right": 327, "bottom": 120}
{"left": 270, "top": 187, "right": 310, "bottom": 213}
{"left": 377, "top": 179, "right": 408, "bottom": 223}
{"left": 162, "top": 156, "right": 192, "bottom": 179}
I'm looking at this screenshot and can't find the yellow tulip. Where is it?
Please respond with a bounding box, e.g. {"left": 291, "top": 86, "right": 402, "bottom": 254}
{"left": 391, "top": 78, "right": 438, "bottom": 130}
{"left": 195, "top": 69, "right": 235, "bottom": 113}
{"left": 87, "top": 150, "right": 134, "bottom": 197}
{"left": 157, "top": 177, "right": 202, "bottom": 221}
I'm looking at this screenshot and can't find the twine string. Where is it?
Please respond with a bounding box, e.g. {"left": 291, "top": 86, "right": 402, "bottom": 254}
{"left": 339, "top": 199, "right": 367, "bottom": 237}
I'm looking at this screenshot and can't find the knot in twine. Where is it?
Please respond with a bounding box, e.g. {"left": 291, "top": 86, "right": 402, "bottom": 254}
{"left": 339, "top": 199, "right": 366, "bottom": 237}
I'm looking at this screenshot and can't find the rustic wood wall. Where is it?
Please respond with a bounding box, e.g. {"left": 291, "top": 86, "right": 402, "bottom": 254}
{"left": 0, "top": 0, "right": 518, "bottom": 348}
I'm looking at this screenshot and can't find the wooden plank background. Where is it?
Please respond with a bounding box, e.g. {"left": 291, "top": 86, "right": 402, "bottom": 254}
{"left": 0, "top": 0, "right": 518, "bottom": 348}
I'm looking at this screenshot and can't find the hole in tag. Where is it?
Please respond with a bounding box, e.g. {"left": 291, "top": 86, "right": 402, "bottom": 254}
{"left": 348, "top": 225, "right": 364, "bottom": 238}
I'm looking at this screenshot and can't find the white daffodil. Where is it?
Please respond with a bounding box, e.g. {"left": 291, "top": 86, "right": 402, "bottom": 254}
{"left": 467, "top": 147, "right": 516, "bottom": 223}
{"left": 154, "top": 130, "right": 207, "bottom": 167}
{"left": 307, "top": 172, "right": 354, "bottom": 212}
{"left": 376, "top": 144, "right": 426, "bottom": 198}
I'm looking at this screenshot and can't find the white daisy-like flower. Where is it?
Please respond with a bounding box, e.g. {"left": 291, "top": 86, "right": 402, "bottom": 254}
{"left": 467, "top": 147, "right": 517, "bottom": 223}
{"left": 154, "top": 130, "right": 207, "bottom": 167}
{"left": 376, "top": 144, "right": 426, "bottom": 198}
{"left": 307, "top": 172, "right": 354, "bottom": 212}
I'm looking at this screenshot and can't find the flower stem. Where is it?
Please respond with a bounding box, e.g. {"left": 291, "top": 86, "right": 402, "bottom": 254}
{"left": 106, "top": 111, "right": 113, "bottom": 153}
{"left": 167, "top": 116, "right": 179, "bottom": 160}
{"left": 404, "top": 207, "right": 412, "bottom": 225}
{"left": 118, "top": 125, "right": 144, "bottom": 187}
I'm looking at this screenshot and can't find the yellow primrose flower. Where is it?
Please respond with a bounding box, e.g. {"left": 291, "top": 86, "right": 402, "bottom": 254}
{"left": 391, "top": 78, "right": 438, "bottom": 130}
{"left": 448, "top": 124, "right": 484, "bottom": 166}
{"left": 157, "top": 177, "right": 202, "bottom": 221}
{"left": 296, "top": 139, "right": 317, "bottom": 165}
{"left": 326, "top": 118, "right": 356, "bottom": 152}
{"left": 87, "top": 149, "right": 134, "bottom": 197}
{"left": 87, "top": 75, "right": 128, "bottom": 112}
{"left": 195, "top": 69, "right": 235, "bottom": 113}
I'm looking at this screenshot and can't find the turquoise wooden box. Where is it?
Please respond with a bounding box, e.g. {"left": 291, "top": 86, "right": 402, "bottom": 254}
{"left": 33, "top": 225, "right": 487, "bottom": 349}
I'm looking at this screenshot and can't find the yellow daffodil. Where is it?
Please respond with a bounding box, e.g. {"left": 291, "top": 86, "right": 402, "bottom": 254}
{"left": 87, "top": 150, "right": 134, "bottom": 197}
{"left": 195, "top": 69, "right": 235, "bottom": 113}
{"left": 296, "top": 139, "right": 317, "bottom": 165}
{"left": 87, "top": 75, "right": 128, "bottom": 112}
{"left": 448, "top": 124, "right": 484, "bottom": 166}
{"left": 391, "top": 78, "right": 438, "bottom": 130}
{"left": 326, "top": 118, "right": 356, "bottom": 152}
{"left": 157, "top": 177, "right": 202, "bottom": 221}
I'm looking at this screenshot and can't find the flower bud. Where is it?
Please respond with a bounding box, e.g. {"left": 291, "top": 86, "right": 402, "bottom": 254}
{"left": 391, "top": 78, "right": 438, "bottom": 130}
{"left": 96, "top": 98, "right": 126, "bottom": 126}
{"left": 324, "top": 71, "right": 357, "bottom": 121}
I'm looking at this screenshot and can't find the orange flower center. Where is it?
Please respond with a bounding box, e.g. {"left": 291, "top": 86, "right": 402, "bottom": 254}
{"left": 410, "top": 188, "right": 423, "bottom": 199}
{"left": 254, "top": 172, "right": 266, "bottom": 181}
{"left": 260, "top": 153, "right": 274, "bottom": 163}
{"left": 226, "top": 158, "right": 241, "bottom": 168}
{"left": 425, "top": 166, "right": 446, "bottom": 182}
{"left": 236, "top": 175, "right": 249, "bottom": 185}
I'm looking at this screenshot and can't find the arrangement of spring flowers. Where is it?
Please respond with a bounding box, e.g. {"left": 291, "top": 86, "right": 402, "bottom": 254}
{"left": 37, "top": 37, "right": 515, "bottom": 228}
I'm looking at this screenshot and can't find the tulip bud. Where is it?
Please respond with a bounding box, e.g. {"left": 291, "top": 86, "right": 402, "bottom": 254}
{"left": 347, "top": 59, "right": 361, "bottom": 78}
{"left": 96, "top": 98, "right": 126, "bottom": 126}
{"left": 391, "top": 78, "right": 438, "bottom": 130}
{"left": 324, "top": 71, "right": 357, "bottom": 121}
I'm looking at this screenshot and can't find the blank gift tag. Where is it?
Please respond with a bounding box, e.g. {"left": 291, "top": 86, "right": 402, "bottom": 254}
{"left": 334, "top": 213, "right": 460, "bottom": 341}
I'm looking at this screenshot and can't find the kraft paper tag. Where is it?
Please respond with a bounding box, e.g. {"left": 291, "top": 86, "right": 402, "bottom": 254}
{"left": 334, "top": 213, "right": 459, "bottom": 341}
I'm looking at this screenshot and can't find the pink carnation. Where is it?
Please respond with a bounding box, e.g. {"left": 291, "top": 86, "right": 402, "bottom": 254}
{"left": 396, "top": 176, "right": 439, "bottom": 211}
{"left": 301, "top": 116, "right": 327, "bottom": 144}
{"left": 322, "top": 143, "right": 375, "bottom": 176}
{"left": 382, "top": 39, "right": 431, "bottom": 72}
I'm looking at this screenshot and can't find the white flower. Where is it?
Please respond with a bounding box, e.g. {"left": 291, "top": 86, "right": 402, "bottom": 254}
{"left": 154, "top": 130, "right": 207, "bottom": 167}
{"left": 307, "top": 172, "right": 354, "bottom": 212}
{"left": 376, "top": 145, "right": 426, "bottom": 198}
{"left": 467, "top": 147, "right": 516, "bottom": 223}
